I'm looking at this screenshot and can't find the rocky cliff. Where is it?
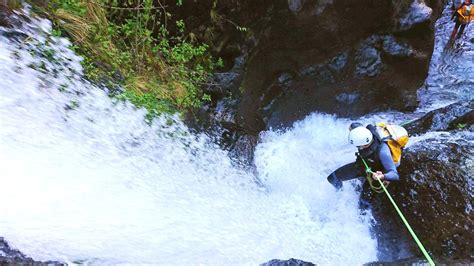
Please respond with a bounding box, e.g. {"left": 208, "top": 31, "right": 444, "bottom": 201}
{"left": 180, "top": 0, "right": 446, "bottom": 133}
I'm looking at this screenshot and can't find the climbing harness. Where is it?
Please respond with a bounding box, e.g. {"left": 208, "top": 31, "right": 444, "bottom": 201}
{"left": 360, "top": 158, "right": 435, "bottom": 266}
{"left": 354, "top": 156, "right": 388, "bottom": 194}
{"left": 365, "top": 168, "right": 385, "bottom": 194}
{"left": 358, "top": 153, "right": 385, "bottom": 193}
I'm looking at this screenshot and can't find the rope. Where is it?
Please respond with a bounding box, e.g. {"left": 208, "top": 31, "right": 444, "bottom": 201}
{"left": 357, "top": 152, "right": 384, "bottom": 193}
{"left": 360, "top": 158, "right": 435, "bottom": 266}
{"left": 365, "top": 170, "right": 384, "bottom": 193}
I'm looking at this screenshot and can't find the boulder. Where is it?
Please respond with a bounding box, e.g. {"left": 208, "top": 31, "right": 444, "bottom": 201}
{"left": 261, "top": 258, "right": 316, "bottom": 266}
{"left": 397, "top": 0, "right": 433, "bottom": 31}
{"left": 405, "top": 100, "right": 474, "bottom": 135}
{"left": 0, "top": 237, "right": 64, "bottom": 265}
{"left": 365, "top": 106, "right": 473, "bottom": 262}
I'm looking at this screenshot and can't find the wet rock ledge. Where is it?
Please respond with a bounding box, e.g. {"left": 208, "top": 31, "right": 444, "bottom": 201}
{"left": 0, "top": 237, "right": 64, "bottom": 265}
{"left": 187, "top": 0, "right": 446, "bottom": 134}
{"left": 367, "top": 100, "right": 473, "bottom": 263}
{"left": 262, "top": 101, "right": 473, "bottom": 265}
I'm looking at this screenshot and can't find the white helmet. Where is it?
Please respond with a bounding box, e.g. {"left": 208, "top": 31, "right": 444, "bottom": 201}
{"left": 348, "top": 127, "right": 373, "bottom": 147}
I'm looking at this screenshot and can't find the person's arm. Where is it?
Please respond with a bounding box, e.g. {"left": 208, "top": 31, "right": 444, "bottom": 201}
{"left": 377, "top": 143, "right": 399, "bottom": 181}
{"left": 452, "top": 3, "right": 465, "bottom": 19}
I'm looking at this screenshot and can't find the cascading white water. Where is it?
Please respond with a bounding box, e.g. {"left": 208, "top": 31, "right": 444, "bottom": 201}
{"left": 2, "top": 2, "right": 470, "bottom": 265}
{"left": 0, "top": 9, "right": 377, "bottom": 266}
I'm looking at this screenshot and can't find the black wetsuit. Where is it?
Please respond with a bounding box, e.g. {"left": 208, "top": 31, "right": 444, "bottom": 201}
{"left": 327, "top": 125, "right": 400, "bottom": 189}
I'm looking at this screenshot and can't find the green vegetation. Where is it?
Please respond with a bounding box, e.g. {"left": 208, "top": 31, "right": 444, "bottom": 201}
{"left": 35, "top": 0, "right": 223, "bottom": 118}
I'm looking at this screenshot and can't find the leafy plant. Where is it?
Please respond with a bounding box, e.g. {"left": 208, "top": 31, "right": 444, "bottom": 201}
{"left": 40, "top": 0, "right": 221, "bottom": 120}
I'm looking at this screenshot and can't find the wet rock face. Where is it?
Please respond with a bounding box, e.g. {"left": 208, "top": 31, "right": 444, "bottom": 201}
{"left": 192, "top": 0, "right": 444, "bottom": 132}
{"left": 0, "top": 1, "right": 13, "bottom": 27}
{"left": 368, "top": 131, "right": 473, "bottom": 262}
{"left": 236, "top": 0, "right": 445, "bottom": 131}
{"left": 179, "top": 0, "right": 444, "bottom": 160}
{"left": 355, "top": 40, "right": 384, "bottom": 78}
{"left": 205, "top": 55, "right": 247, "bottom": 99}
{"left": 397, "top": 0, "right": 433, "bottom": 31}
{"left": 0, "top": 237, "right": 64, "bottom": 265}
{"left": 261, "top": 258, "right": 316, "bottom": 266}
{"left": 0, "top": 238, "right": 33, "bottom": 264}
{"left": 405, "top": 100, "right": 474, "bottom": 135}
{"left": 174, "top": 0, "right": 445, "bottom": 132}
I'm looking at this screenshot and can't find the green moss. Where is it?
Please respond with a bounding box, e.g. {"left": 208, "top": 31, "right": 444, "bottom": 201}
{"left": 6, "top": 0, "right": 22, "bottom": 9}
{"left": 118, "top": 90, "right": 176, "bottom": 124}
{"left": 32, "top": 0, "right": 221, "bottom": 121}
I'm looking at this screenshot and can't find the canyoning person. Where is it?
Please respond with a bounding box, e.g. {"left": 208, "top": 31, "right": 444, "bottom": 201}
{"left": 451, "top": 0, "right": 474, "bottom": 39}
{"left": 327, "top": 122, "right": 409, "bottom": 190}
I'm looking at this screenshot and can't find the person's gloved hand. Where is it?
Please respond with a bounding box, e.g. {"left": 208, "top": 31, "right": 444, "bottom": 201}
{"left": 372, "top": 171, "right": 384, "bottom": 181}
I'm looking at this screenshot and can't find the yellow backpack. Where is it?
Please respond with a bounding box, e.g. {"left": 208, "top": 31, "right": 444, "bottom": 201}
{"left": 456, "top": 4, "right": 474, "bottom": 24}
{"left": 375, "top": 122, "right": 409, "bottom": 166}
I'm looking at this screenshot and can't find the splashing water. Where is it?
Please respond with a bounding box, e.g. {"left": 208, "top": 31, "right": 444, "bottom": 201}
{"left": 0, "top": 9, "right": 378, "bottom": 265}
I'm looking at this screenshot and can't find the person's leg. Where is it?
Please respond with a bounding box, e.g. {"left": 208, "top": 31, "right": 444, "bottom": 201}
{"left": 451, "top": 20, "right": 461, "bottom": 39}
{"left": 457, "top": 23, "right": 467, "bottom": 38}
{"left": 327, "top": 162, "right": 363, "bottom": 189}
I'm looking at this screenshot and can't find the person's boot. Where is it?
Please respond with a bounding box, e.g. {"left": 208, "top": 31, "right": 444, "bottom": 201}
{"left": 327, "top": 173, "right": 342, "bottom": 190}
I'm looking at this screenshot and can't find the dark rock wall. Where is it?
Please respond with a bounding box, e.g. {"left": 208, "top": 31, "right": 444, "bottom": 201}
{"left": 261, "top": 258, "right": 316, "bottom": 266}
{"left": 405, "top": 101, "right": 474, "bottom": 134}
{"left": 0, "top": 237, "right": 64, "bottom": 265}
{"left": 183, "top": 0, "right": 445, "bottom": 132}
{"left": 369, "top": 134, "right": 473, "bottom": 262}
{"left": 366, "top": 100, "right": 473, "bottom": 262}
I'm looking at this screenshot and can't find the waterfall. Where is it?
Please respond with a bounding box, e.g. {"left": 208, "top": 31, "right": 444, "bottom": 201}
{"left": 0, "top": 9, "right": 376, "bottom": 266}
{"left": 1, "top": 3, "right": 471, "bottom": 265}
